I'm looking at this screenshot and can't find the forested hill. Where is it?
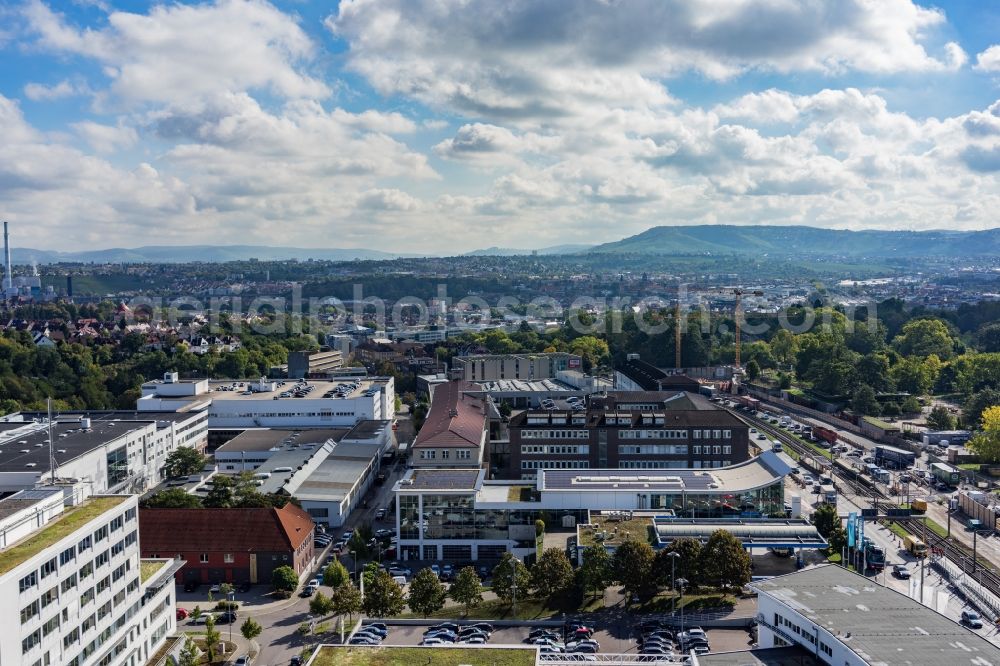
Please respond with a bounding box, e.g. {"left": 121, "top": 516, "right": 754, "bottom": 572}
{"left": 590, "top": 225, "right": 1000, "bottom": 257}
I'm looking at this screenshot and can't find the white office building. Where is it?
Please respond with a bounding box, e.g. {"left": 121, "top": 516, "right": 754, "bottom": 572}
{"left": 0, "top": 488, "right": 178, "bottom": 666}
{"left": 754, "top": 565, "right": 1000, "bottom": 665}
{"left": 137, "top": 373, "right": 395, "bottom": 429}
{"left": 0, "top": 411, "right": 208, "bottom": 497}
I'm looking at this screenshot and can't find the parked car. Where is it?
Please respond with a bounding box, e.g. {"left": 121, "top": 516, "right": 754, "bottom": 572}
{"left": 183, "top": 581, "right": 199, "bottom": 593}
{"left": 892, "top": 564, "right": 911, "bottom": 579}
{"left": 234, "top": 657, "right": 252, "bottom": 666}
{"left": 428, "top": 622, "right": 459, "bottom": 633}
{"left": 430, "top": 564, "right": 441, "bottom": 577}
{"left": 375, "top": 508, "right": 387, "bottom": 520}
{"left": 460, "top": 635, "right": 489, "bottom": 644}
{"left": 348, "top": 635, "right": 381, "bottom": 645}
{"left": 217, "top": 611, "right": 238, "bottom": 624}
{"left": 239, "top": 581, "right": 251, "bottom": 593}
{"left": 962, "top": 610, "right": 984, "bottom": 629}
{"left": 289, "top": 657, "right": 302, "bottom": 666}
{"left": 357, "top": 625, "right": 388, "bottom": 639}
{"left": 420, "top": 637, "right": 451, "bottom": 646}
{"left": 176, "top": 608, "right": 189, "bottom": 620}
{"left": 468, "top": 622, "right": 494, "bottom": 634}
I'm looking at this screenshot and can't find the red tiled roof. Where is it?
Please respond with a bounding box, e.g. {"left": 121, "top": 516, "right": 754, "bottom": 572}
{"left": 139, "top": 503, "right": 314, "bottom": 553}
{"left": 413, "top": 380, "right": 486, "bottom": 449}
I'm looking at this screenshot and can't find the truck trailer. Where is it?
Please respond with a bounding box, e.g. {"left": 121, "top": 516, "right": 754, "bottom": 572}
{"left": 873, "top": 444, "right": 915, "bottom": 469}
{"left": 930, "top": 462, "right": 961, "bottom": 487}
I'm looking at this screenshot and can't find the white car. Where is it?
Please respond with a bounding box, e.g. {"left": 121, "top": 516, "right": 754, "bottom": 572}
{"left": 421, "top": 637, "right": 452, "bottom": 646}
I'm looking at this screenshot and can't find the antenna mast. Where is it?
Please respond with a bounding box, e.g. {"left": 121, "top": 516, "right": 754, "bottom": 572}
{"left": 47, "top": 398, "right": 58, "bottom": 483}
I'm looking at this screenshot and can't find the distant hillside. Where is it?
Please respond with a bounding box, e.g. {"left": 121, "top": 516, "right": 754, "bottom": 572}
{"left": 10, "top": 245, "right": 399, "bottom": 264}
{"left": 464, "top": 244, "right": 594, "bottom": 256}
{"left": 590, "top": 225, "right": 1000, "bottom": 257}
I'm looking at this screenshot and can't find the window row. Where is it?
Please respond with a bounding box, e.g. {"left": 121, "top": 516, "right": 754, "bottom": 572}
{"left": 520, "top": 460, "right": 590, "bottom": 470}
{"left": 521, "top": 445, "right": 589, "bottom": 455}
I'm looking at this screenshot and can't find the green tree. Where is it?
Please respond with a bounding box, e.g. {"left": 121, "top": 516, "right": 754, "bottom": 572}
{"left": 901, "top": 395, "right": 922, "bottom": 415}
{"left": 745, "top": 359, "right": 761, "bottom": 382}
{"left": 978, "top": 323, "right": 1000, "bottom": 353}
{"left": 964, "top": 388, "right": 1000, "bottom": 429}
{"left": 323, "top": 561, "right": 350, "bottom": 589}
{"left": 498, "top": 400, "right": 512, "bottom": 417}
{"left": 163, "top": 446, "right": 207, "bottom": 479}
{"left": 612, "top": 539, "right": 655, "bottom": 599}
{"left": 140, "top": 488, "right": 202, "bottom": 508}
{"left": 329, "top": 581, "right": 362, "bottom": 620}
{"left": 271, "top": 565, "right": 298, "bottom": 593}
{"left": 568, "top": 335, "right": 610, "bottom": 370}
{"left": 653, "top": 537, "right": 703, "bottom": 590}
{"left": 531, "top": 548, "right": 574, "bottom": 599}
{"left": 348, "top": 525, "right": 374, "bottom": 560}
{"left": 699, "top": 530, "right": 751, "bottom": 593}
{"left": 926, "top": 405, "right": 955, "bottom": 431}
{"left": 778, "top": 372, "right": 792, "bottom": 390}
{"left": 449, "top": 567, "right": 484, "bottom": 616}
{"left": 362, "top": 571, "right": 406, "bottom": 618}
{"left": 203, "top": 615, "right": 221, "bottom": 663}
{"left": 190, "top": 606, "right": 202, "bottom": 621}
{"left": 851, "top": 385, "right": 880, "bottom": 416}
{"left": 828, "top": 525, "right": 848, "bottom": 557}
{"left": 578, "top": 546, "right": 612, "bottom": 599}
{"left": 491, "top": 553, "right": 531, "bottom": 605}
{"left": 240, "top": 617, "right": 262, "bottom": 643}
{"left": 178, "top": 637, "right": 200, "bottom": 666}
{"left": 408, "top": 568, "right": 447, "bottom": 617}
{"left": 203, "top": 474, "right": 236, "bottom": 508}
{"left": 534, "top": 519, "right": 545, "bottom": 537}
{"left": 309, "top": 591, "right": 334, "bottom": 616}
{"left": 771, "top": 329, "right": 798, "bottom": 367}
{"left": 893, "top": 318, "right": 955, "bottom": 359}
{"left": 812, "top": 503, "right": 840, "bottom": 539}
{"left": 969, "top": 406, "right": 1000, "bottom": 464}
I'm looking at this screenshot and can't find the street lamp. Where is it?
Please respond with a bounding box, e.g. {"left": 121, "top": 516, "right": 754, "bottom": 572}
{"left": 227, "top": 591, "right": 236, "bottom": 644}
{"left": 667, "top": 552, "right": 681, "bottom": 617}
{"left": 675, "top": 577, "right": 688, "bottom": 634}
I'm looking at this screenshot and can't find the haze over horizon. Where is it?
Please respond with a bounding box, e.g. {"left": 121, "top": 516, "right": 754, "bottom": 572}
{"left": 3, "top": 0, "right": 1000, "bottom": 253}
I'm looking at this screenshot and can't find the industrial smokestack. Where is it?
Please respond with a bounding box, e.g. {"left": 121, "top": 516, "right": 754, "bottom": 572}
{"left": 3, "top": 221, "right": 11, "bottom": 294}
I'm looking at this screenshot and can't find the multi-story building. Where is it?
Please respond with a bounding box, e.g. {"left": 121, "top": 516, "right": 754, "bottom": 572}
{"left": 0, "top": 411, "right": 208, "bottom": 496}
{"left": 287, "top": 349, "right": 344, "bottom": 379}
{"left": 0, "top": 488, "right": 178, "bottom": 666}
{"left": 454, "top": 353, "right": 582, "bottom": 382}
{"left": 411, "top": 381, "right": 488, "bottom": 468}
{"left": 754, "top": 565, "right": 1000, "bottom": 665}
{"left": 507, "top": 399, "right": 749, "bottom": 479}
{"left": 393, "top": 451, "right": 790, "bottom": 562}
{"left": 136, "top": 372, "right": 395, "bottom": 430}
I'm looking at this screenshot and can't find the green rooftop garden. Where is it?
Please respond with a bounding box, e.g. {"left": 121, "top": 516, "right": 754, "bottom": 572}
{"left": 0, "top": 496, "right": 127, "bottom": 576}
{"left": 311, "top": 646, "right": 536, "bottom": 666}
{"left": 578, "top": 514, "right": 653, "bottom": 548}
{"left": 140, "top": 559, "right": 169, "bottom": 583}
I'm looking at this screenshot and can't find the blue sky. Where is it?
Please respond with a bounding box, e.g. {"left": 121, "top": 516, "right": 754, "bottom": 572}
{"left": 2, "top": 0, "right": 1000, "bottom": 253}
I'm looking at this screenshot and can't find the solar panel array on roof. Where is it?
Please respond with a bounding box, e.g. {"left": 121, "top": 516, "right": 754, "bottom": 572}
{"left": 404, "top": 469, "right": 480, "bottom": 490}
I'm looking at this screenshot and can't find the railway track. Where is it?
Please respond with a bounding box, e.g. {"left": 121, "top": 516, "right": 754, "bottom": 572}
{"left": 727, "top": 405, "right": 1000, "bottom": 601}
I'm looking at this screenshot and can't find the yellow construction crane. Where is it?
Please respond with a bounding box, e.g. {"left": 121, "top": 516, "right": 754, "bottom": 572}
{"left": 732, "top": 288, "right": 763, "bottom": 367}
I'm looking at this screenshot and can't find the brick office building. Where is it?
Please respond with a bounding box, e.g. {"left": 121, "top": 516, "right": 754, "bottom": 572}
{"left": 139, "top": 503, "right": 315, "bottom": 585}
{"left": 507, "top": 394, "right": 749, "bottom": 479}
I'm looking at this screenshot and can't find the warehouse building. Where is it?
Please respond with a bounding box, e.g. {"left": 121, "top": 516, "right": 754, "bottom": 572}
{"left": 754, "top": 565, "right": 1000, "bottom": 665}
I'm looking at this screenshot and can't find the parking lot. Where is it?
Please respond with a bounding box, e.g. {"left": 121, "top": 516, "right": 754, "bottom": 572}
{"left": 359, "top": 622, "right": 754, "bottom": 657}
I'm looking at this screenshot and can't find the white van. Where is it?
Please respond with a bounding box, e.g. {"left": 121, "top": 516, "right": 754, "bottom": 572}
{"left": 272, "top": 467, "right": 293, "bottom": 473}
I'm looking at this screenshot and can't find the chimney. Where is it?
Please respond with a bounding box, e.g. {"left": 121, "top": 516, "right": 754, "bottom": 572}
{"left": 3, "top": 221, "right": 11, "bottom": 294}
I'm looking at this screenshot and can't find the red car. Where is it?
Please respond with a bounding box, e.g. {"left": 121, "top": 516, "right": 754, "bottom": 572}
{"left": 176, "top": 608, "right": 189, "bottom": 621}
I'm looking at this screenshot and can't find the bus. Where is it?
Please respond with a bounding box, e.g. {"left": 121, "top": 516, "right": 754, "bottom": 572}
{"left": 904, "top": 535, "right": 928, "bottom": 558}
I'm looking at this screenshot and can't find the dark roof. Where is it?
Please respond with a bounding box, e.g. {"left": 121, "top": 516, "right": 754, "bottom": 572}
{"left": 413, "top": 381, "right": 486, "bottom": 449}
{"left": 0, "top": 419, "right": 147, "bottom": 472}
{"left": 402, "top": 468, "right": 481, "bottom": 491}
{"left": 617, "top": 360, "right": 701, "bottom": 392}
{"left": 215, "top": 428, "right": 348, "bottom": 453}
{"left": 342, "top": 420, "right": 391, "bottom": 441}
{"left": 617, "top": 359, "right": 667, "bottom": 390}
{"left": 139, "top": 503, "right": 315, "bottom": 553}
